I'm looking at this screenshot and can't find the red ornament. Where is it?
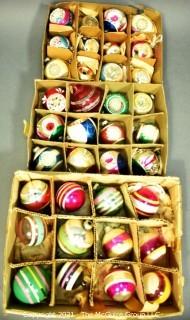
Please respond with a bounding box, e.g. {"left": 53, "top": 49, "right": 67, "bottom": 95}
{"left": 130, "top": 186, "right": 159, "bottom": 217}
{"left": 70, "top": 85, "right": 103, "bottom": 112}
{"left": 56, "top": 182, "right": 86, "bottom": 212}
{"left": 42, "top": 87, "right": 66, "bottom": 112}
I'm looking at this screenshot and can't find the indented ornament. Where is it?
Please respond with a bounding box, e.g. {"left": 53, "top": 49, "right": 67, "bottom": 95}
{"left": 81, "top": 15, "right": 99, "bottom": 27}
{"left": 49, "top": 8, "right": 73, "bottom": 26}
{"left": 103, "top": 92, "right": 129, "bottom": 114}
{"left": 36, "top": 114, "right": 64, "bottom": 141}
{"left": 94, "top": 186, "right": 124, "bottom": 216}
{"left": 132, "top": 148, "right": 162, "bottom": 175}
{"left": 45, "top": 59, "right": 69, "bottom": 79}
{"left": 67, "top": 147, "right": 96, "bottom": 173}
{"left": 57, "top": 262, "right": 84, "bottom": 291}
{"left": 16, "top": 215, "right": 47, "bottom": 247}
{"left": 42, "top": 87, "right": 66, "bottom": 112}
{"left": 57, "top": 219, "right": 94, "bottom": 256}
{"left": 132, "top": 41, "right": 153, "bottom": 58}
{"left": 13, "top": 265, "right": 50, "bottom": 304}
{"left": 134, "top": 122, "right": 160, "bottom": 143}
{"left": 32, "top": 146, "right": 64, "bottom": 171}
{"left": 102, "top": 227, "right": 133, "bottom": 258}
{"left": 104, "top": 268, "right": 136, "bottom": 302}
{"left": 70, "top": 84, "right": 103, "bottom": 112}
{"left": 20, "top": 180, "right": 50, "bottom": 212}
{"left": 49, "top": 35, "right": 70, "bottom": 49}
{"left": 67, "top": 118, "right": 97, "bottom": 144}
{"left": 100, "top": 120, "right": 125, "bottom": 144}
{"left": 143, "top": 271, "right": 171, "bottom": 304}
{"left": 56, "top": 182, "right": 86, "bottom": 212}
{"left": 100, "top": 63, "right": 124, "bottom": 81}
{"left": 132, "top": 14, "right": 156, "bottom": 33}
{"left": 100, "top": 150, "right": 128, "bottom": 174}
{"left": 104, "top": 8, "right": 127, "bottom": 32}
{"left": 134, "top": 92, "right": 154, "bottom": 115}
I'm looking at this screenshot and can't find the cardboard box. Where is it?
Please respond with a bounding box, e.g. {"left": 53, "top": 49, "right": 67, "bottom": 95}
{"left": 25, "top": 79, "right": 168, "bottom": 176}
{"left": 42, "top": 2, "right": 163, "bottom": 83}
{"left": 3, "top": 171, "right": 184, "bottom": 318}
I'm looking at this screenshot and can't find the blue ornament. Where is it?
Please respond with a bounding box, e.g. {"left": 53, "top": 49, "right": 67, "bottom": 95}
{"left": 32, "top": 146, "right": 64, "bottom": 171}
{"left": 67, "top": 118, "right": 97, "bottom": 144}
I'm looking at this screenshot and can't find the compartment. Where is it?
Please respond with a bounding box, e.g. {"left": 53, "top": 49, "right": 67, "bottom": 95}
{"left": 54, "top": 260, "right": 93, "bottom": 307}
{"left": 28, "top": 140, "right": 66, "bottom": 172}
{"left": 8, "top": 209, "right": 55, "bottom": 264}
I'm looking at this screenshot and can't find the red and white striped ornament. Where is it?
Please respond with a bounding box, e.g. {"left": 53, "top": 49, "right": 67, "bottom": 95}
{"left": 104, "top": 268, "right": 136, "bottom": 302}
{"left": 56, "top": 182, "right": 86, "bottom": 212}
{"left": 102, "top": 228, "right": 133, "bottom": 258}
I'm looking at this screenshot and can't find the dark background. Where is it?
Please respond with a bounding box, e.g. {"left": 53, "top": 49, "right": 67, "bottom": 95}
{"left": 0, "top": 0, "right": 189, "bottom": 319}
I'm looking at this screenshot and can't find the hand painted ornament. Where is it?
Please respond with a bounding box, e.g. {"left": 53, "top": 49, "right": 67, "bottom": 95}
{"left": 132, "top": 148, "right": 162, "bottom": 175}
{"left": 132, "top": 14, "right": 156, "bottom": 33}
{"left": 129, "top": 185, "right": 159, "bottom": 217}
{"left": 104, "top": 269, "right": 136, "bottom": 302}
{"left": 94, "top": 186, "right": 124, "bottom": 215}
{"left": 100, "top": 63, "right": 124, "bottom": 81}
{"left": 100, "top": 121, "right": 125, "bottom": 144}
{"left": 100, "top": 150, "right": 127, "bottom": 174}
{"left": 140, "top": 230, "right": 166, "bottom": 264}
{"left": 132, "top": 41, "right": 153, "bottom": 58}
{"left": 32, "top": 146, "right": 64, "bottom": 171}
{"left": 132, "top": 68, "right": 151, "bottom": 84}
{"left": 81, "top": 15, "right": 99, "bottom": 27}
{"left": 67, "top": 118, "right": 97, "bottom": 144}
{"left": 49, "top": 8, "right": 73, "bottom": 26}
{"left": 70, "top": 85, "right": 103, "bottom": 112}
{"left": 36, "top": 114, "right": 64, "bottom": 141}
{"left": 57, "top": 262, "right": 84, "bottom": 291}
{"left": 42, "top": 87, "right": 66, "bottom": 112}
{"left": 143, "top": 271, "right": 171, "bottom": 304}
{"left": 13, "top": 265, "right": 50, "bottom": 304}
{"left": 57, "top": 219, "right": 94, "bottom": 256}
{"left": 45, "top": 59, "right": 69, "bottom": 79}
{"left": 135, "top": 123, "right": 159, "bottom": 143}
{"left": 56, "top": 182, "right": 86, "bottom": 212}
{"left": 20, "top": 180, "right": 50, "bottom": 212}
{"left": 16, "top": 215, "right": 47, "bottom": 246}
{"left": 103, "top": 92, "right": 129, "bottom": 114}
{"left": 67, "top": 147, "right": 96, "bottom": 173}
{"left": 134, "top": 92, "right": 153, "bottom": 115}
{"left": 79, "top": 38, "right": 99, "bottom": 53}
{"left": 102, "top": 228, "right": 133, "bottom": 258}
{"left": 104, "top": 8, "right": 127, "bottom": 32}
{"left": 49, "top": 35, "right": 70, "bottom": 49}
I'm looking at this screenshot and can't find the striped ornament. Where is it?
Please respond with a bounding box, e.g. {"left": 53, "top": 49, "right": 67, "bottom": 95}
{"left": 143, "top": 271, "right": 171, "bottom": 304}
{"left": 56, "top": 182, "right": 86, "bottom": 212}
{"left": 36, "top": 114, "right": 64, "bottom": 141}
{"left": 70, "top": 85, "right": 103, "bottom": 113}
{"left": 102, "top": 228, "right": 133, "bottom": 258}
{"left": 13, "top": 265, "right": 50, "bottom": 304}
{"left": 33, "top": 146, "right": 64, "bottom": 171}
{"left": 20, "top": 180, "right": 50, "bottom": 212}
{"left": 140, "top": 232, "right": 166, "bottom": 264}
{"left": 57, "top": 262, "right": 84, "bottom": 291}
{"left": 16, "top": 215, "right": 47, "bottom": 246}
{"left": 94, "top": 187, "right": 124, "bottom": 215}
{"left": 104, "top": 269, "right": 136, "bottom": 302}
{"left": 130, "top": 186, "right": 159, "bottom": 217}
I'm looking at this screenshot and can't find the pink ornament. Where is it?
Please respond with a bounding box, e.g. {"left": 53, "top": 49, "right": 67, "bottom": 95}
{"left": 56, "top": 182, "right": 86, "bottom": 212}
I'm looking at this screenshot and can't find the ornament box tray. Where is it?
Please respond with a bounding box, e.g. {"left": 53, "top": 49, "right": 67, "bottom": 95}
{"left": 3, "top": 171, "right": 184, "bottom": 318}
{"left": 42, "top": 2, "right": 163, "bottom": 83}
{"left": 25, "top": 79, "right": 168, "bottom": 176}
